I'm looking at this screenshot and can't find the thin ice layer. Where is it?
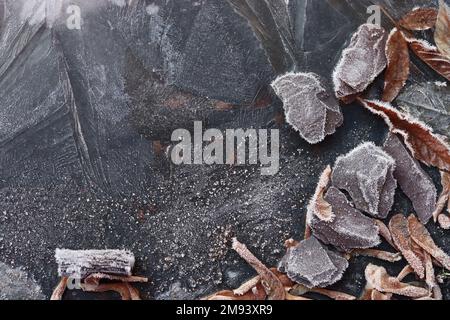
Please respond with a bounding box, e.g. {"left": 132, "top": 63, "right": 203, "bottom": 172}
{"left": 309, "top": 186, "right": 380, "bottom": 252}
{"left": 278, "top": 236, "right": 348, "bottom": 288}
{"left": 271, "top": 72, "right": 343, "bottom": 144}
{"left": 383, "top": 133, "right": 437, "bottom": 224}
{"left": 333, "top": 23, "right": 387, "bottom": 101}
{"left": 332, "top": 142, "right": 397, "bottom": 218}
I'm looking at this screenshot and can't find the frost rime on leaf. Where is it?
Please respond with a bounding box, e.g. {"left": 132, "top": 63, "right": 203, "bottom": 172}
{"left": 271, "top": 72, "right": 343, "bottom": 144}
{"left": 331, "top": 142, "right": 397, "bottom": 219}
{"left": 384, "top": 133, "right": 437, "bottom": 224}
{"left": 333, "top": 24, "right": 387, "bottom": 103}
{"left": 278, "top": 236, "right": 348, "bottom": 288}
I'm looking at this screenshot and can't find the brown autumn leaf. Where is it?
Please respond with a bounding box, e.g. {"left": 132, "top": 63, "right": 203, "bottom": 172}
{"left": 435, "top": 0, "right": 450, "bottom": 59}
{"left": 399, "top": 7, "right": 438, "bottom": 31}
{"left": 382, "top": 29, "right": 410, "bottom": 102}
{"left": 360, "top": 99, "right": 450, "bottom": 172}
{"left": 433, "top": 171, "right": 450, "bottom": 223}
{"left": 374, "top": 219, "right": 396, "bottom": 248}
{"left": 406, "top": 37, "right": 450, "bottom": 81}
{"left": 350, "top": 249, "right": 402, "bottom": 263}
{"left": 389, "top": 214, "right": 425, "bottom": 278}
{"left": 408, "top": 215, "right": 450, "bottom": 270}
{"left": 306, "top": 165, "right": 334, "bottom": 222}
{"left": 207, "top": 284, "right": 267, "bottom": 301}
{"left": 232, "top": 238, "right": 286, "bottom": 300}
{"left": 364, "top": 264, "right": 429, "bottom": 298}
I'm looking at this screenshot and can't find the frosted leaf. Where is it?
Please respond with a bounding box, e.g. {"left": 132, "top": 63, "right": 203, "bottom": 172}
{"left": 271, "top": 72, "right": 343, "bottom": 144}
{"left": 278, "top": 236, "right": 348, "bottom": 288}
{"left": 308, "top": 186, "right": 380, "bottom": 252}
{"left": 331, "top": 142, "right": 397, "bottom": 218}
{"left": 333, "top": 24, "right": 387, "bottom": 102}
{"left": 397, "top": 82, "right": 450, "bottom": 140}
{"left": 383, "top": 133, "right": 437, "bottom": 224}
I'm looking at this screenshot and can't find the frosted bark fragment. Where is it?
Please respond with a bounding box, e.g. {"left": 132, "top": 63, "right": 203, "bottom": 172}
{"left": 271, "top": 72, "right": 343, "bottom": 144}
{"left": 333, "top": 24, "right": 387, "bottom": 102}
{"left": 309, "top": 186, "right": 380, "bottom": 252}
{"left": 278, "top": 236, "right": 348, "bottom": 288}
{"left": 332, "top": 142, "right": 397, "bottom": 218}
{"left": 383, "top": 133, "right": 437, "bottom": 224}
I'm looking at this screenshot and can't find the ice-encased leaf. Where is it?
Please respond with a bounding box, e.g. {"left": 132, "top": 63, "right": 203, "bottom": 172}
{"left": 271, "top": 72, "right": 343, "bottom": 144}
{"left": 383, "top": 133, "right": 437, "bottom": 224}
{"left": 397, "top": 82, "right": 450, "bottom": 140}
{"left": 278, "top": 236, "right": 348, "bottom": 288}
{"left": 333, "top": 23, "right": 387, "bottom": 103}
{"left": 331, "top": 142, "right": 397, "bottom": 219}
{"left": 308, "top": 186, "right": 380, "bottom": 252}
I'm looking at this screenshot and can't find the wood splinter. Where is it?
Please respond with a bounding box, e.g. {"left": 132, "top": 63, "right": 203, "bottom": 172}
{"left": 51, "top": 249, "right": 147, "bottom": 300}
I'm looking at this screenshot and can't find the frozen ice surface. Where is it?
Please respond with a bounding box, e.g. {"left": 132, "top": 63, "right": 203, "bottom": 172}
{"left": 384, "top": 134, "right": 437, "bottom": 224}
{"left": 332, "top": 142, "right": 397, "bottom": 218}
{"left": 0, "top": 262, "right": 45, "bottom": 300}
{"left": 309, "top": 186, "right": 380, "bottom": 252}
{"left": 278, "top": 236, "right": 348, "bottom": 288}
{"left": 271, "top": 72, "right": 343, "bottom": 144}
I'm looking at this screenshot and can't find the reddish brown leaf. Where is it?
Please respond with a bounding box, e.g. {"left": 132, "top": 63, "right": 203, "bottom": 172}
{"left": 434, "top": 172, "right": 450, "bottom": 223}
{"left": 389, "top": 214, "right": 425, "bottom": 278}
{"left": 364, "top": 264, "right": 428, "bottom": 298}
{"left": 350, "top": 249, "right": 402, "bottom": 263}
{"left": 232, "top": 238, "right": 285, "bottom": 300}
{"left": 306, "top": 165, "right": 334, "bottom": 222}
{"left": 435, "top": 0, "right": 450, "bottom": 59}
{"left": 360, "top": 99, "right": 450, "bottom": 172}
{"left": 399, "top": 8, "right": 438, "bottom": 31}
{"left": 382, "top": 29, "right": 410, "bottom": 102}
{"left": 408, "top": 215, "right": 450, "bottom": 270}
{"left": 406, "top": 37, "right": 450, "bottom": 81}
{"left": 374, "top": 219, "right": 396, "bottom": 248}
{"left": 50, "top": 277, "right": 68, "bottom": 301}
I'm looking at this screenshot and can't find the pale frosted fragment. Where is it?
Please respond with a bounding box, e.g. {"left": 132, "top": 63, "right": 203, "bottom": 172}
{"left": 271, "top": 72, "right": 343, "bottom": 144}
{"left": 278, "top": 237, "right": 348, "bottom": 288}
{"left": 383, "top": 133, "right": 437, "bottom": 223}
{"left": 333, "top": 24, "right": 387, "bottom": 101}
{"left": 332, "top": 142, "right": 397, "bottom": 218}
{"left": 309, "top": 186, "right": 380, "bottom": 252}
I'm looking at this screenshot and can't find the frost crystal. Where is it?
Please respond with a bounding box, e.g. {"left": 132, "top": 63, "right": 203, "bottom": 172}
{"left": 383, "top": 133, "right": 437, "bottom": 224}
{"left": 333, "top": 24, "right": 387, "bottom": 102}
{"left": 271, "top": 72, "right": 343, "bottom": 144}
{"left": 308, "top": 186, "right": 381, "bottom": 252}
{"left": 332, "top": 142, "right": 397, "bottom": 218}
{"left": 278, "top": 236, "right": 348, "bottom": 288}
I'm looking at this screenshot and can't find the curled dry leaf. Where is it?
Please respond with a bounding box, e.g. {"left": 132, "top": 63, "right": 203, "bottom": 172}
{"left": 433, "top": 171, "right": 450, "bottom": 223}
{"left": 360, "top": 99, "right": 450, "bottom": 172}
{"left": 81, "top": 282, "right": 133, "bottom": 300}
{"left": 306, "top": 165, "right": 334, "bottom": 222}
{"left": 50, "top": 277, "right": 68, "bottom": 301}
{"left": 423, "top": 251, "right": 440, "bottom": 298}
{"left": 399, "top": 7, "right": 438, "bottom": 31}
{"left": 397, "top": 265, "right": 415, "bottom": 281}
{"left": 406, "top": 37, "right": 450, "bottom": 81}
{"left": 382, "top": 28, "right": 410, "bottom": 102}
{"left": 435, "top": 0, "right": 450, "bottom": 59}
{"left": 374, "top": 219, "right": 396, "bottom": 248}
{"left": 208, "top": 284, "right": 267, "bottom": 301}
{"left": 389, "top": 214, "right": 425, "bottom": 279}
{"left": 232, "top": 238, "right": 285, "bottom": 300}
{"left": 408, "top": 215, "right": 450, "bottom": 270}
{"left": 350, "top": 249, "right": 402, "bottom": 263}
{"left": 364, "top": 264, "right": 429, "bottom": 298}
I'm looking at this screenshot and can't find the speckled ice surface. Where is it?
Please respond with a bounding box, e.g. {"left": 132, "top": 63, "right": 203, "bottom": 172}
{"left": 0, "top": 0, "right": 449, "bottom": 300}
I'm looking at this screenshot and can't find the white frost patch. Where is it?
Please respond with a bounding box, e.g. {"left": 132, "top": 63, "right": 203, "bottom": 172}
{"left": 146, "top": 3, "right": 160, "bottom": 15}
{"left": 434, "top": 81, "right": 448, "bottom": 87}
